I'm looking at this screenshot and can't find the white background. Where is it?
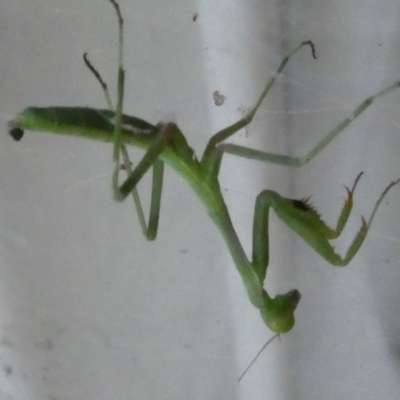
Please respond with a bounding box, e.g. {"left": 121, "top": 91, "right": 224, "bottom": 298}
{"left": 1, "top": 0, "right": 400, "bottom": 399}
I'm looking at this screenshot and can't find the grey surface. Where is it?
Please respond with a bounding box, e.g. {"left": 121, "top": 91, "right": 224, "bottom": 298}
{"left": 1, "top": 0, "right": 400, "bottom": 399}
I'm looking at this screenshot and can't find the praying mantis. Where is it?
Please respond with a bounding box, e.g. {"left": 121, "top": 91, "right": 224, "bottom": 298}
{"left": 8, "top": 0, "right": 400, "bottom": 338}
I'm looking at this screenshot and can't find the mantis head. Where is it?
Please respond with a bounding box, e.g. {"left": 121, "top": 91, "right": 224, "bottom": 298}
{"left": 260, "top": 289, "right": 301, "bottom": 334}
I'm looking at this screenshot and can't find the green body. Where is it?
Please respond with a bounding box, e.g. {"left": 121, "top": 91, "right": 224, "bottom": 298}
{"left": 11, "top": 100, "right": 399, "bottom": 334}
{"left": 9, "top": 0, "right": 400, "bottom": 338}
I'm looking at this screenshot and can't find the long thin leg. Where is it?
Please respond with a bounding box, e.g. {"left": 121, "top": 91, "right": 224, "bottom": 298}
{"left": 109, "top": 0, "right": 126, "bottom": 195}
{"left": 203, "top": 41, "right": 317, "bottom": 158}
{"left": 201, "top": 41, "right": 316, "bottom": 174}
{"left": 120, "top": 145, "right": 165, "bottom": 240}
{"left": 200, "top": 39, "right": 400, "bottom": 176}
{"left": 218, "top": 80, "right": 400, "bottom": 167}
{"left": 83, "top": 0, "right": 166, "bottom": 240}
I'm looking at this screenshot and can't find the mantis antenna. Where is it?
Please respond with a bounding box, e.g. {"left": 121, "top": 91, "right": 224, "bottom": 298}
{"left": 238, "top": 334, "right": 280, "bottom": 382}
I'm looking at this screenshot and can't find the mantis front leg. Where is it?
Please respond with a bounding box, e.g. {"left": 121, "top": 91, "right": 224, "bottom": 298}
{"left": 251, "top": 173, "right": 399, "bottom": 333}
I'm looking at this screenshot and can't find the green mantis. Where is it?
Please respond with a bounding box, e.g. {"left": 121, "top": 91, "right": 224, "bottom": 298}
{"left": 8, "top": 0, "right": 400, "bottom": 336}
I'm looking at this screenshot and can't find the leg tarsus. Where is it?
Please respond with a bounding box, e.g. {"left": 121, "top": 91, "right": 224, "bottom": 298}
{"left": 337, "top": 177, "right": 400, "bottom": 265}
{"left": 365, "top": 177, "right": 400, "bottom": 227}
{"left": 334, "top": 172, "right": 364, "bottom": 237}
{"left": 83, "top": 52, "right": 114, "bottom": 110}
{"left": 345, "top": 171, "right": 364, "bottom": 197}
